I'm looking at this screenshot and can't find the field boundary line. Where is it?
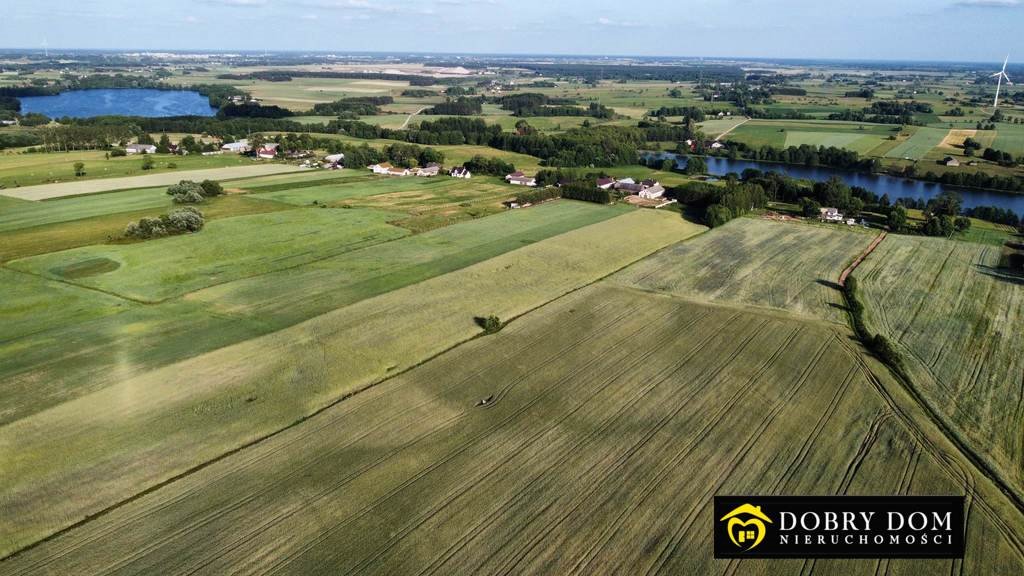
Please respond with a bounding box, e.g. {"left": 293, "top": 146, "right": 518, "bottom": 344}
{"left": 839, "top": 231, "right": 886, "bottom": 287}
{"left": 0, "top": 217, "right": 706, "bottom": 564}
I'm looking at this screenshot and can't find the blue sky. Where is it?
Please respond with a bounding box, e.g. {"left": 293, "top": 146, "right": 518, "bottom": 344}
{"left": 4, "top": 0, "right": 1024, "bottom": 62}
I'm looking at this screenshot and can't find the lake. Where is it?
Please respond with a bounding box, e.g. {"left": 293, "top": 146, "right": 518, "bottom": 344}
{"left": 645, "top": 152, "right": 1024, "bottom": 216}
{"left": 19, "top": 89, "right": 217, "bottom": 118}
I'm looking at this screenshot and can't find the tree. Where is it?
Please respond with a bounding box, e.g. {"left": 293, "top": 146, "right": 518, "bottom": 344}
{"left": 705, "top": 204, "right": 733, "bottom": 228}
{"left": 199, "top": 179, "right": 224, "bottom": 197}
{"left": 157, "top": 133, "right": 172, "bottom": 154}
{"left": 660, "top": 158, "right": 677, "bottom": 172}
{"left": 141, "top": 155, "right": 155, "bottom": 171}
{"left": 928, "top": 190, "right": 962, "bottom": 217}
{"left": 166, "top": 180, "right": 205, "bottom": 204}
{"left": 684, "top": 156, "right": 707, "bottom": 175}
{"left": 73, "top": 162, "right": 85, "bottom": 177}
{"left": 799, "top": 197, "right": 822, "bottom": 217}
{"left": 887, "top": 205, "right": 907, "bottom": 232}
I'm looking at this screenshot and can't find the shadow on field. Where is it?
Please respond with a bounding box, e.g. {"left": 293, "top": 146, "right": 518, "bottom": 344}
{"left": 976, "top": 265, "right": 1024, "bottom": 286}
{"left": 816, "top": 279, "right": 843, "bottom": 292}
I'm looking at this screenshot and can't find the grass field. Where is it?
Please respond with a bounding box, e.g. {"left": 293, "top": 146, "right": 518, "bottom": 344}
{"left": 855, "top": 234, "right": 1024, "bottom": 498}
{"left": 0, "top": 208, "right": 703, "bottom": 557}
{"left": 3, "top": 281, "right": 1021, "bottom": 574}
{"left": 994, "top": 123, "right": 1024, "bottom": 156}
{"left": 10, "top": 208, "right": 409, "bottom": 301}
{"left": 0, "top": 163, "right": 303, "bottom": 200}
{"left": 724, "top": 120, "right": 898, "bottom": 153}
{"left": 611, "top": 218, "right": 874, "bottom": 323}
{"left": 884, "top": 127, "right": 950, "bottom": 160}
{"left": 0, "top": 151, "right": 255, "bottom": 189}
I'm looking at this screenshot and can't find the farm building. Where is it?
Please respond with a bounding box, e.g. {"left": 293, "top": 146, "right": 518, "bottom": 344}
{"left": 415, "top": 163, "right": 442, "bottom": 177}
{"left": 370, "top": 162, "right": 394, "bottom": 174}
{"left": 449, "top": 166, "right": 472, "bottom": 179}
{"left": 125, "top": 144, "right": 157, "bottom": 155}
{"left": 387, "top": 167, "right": 413, "bottom": 177}
{"left": 596, "top": 177, "right": 616, "bottom": 190}
{"left": 820, "top": 207, "right": 844, "bottom": 223}
{"left": 323, "top": 153, "right": 345, "bottom": 168}
{"left": 256, "top": 143, "right": 280, "bottom": 159}
{"left": 615, "top": 178, "right": 662, "bottom": 198}
{"left": 221, "top": 139, "right": 251, "bottom": 153}
{"left": 639, "top": 184, "right": 666, "bottom": 200}
{"left": 506, "top": 171, "right": 537, "bottom": 186}
{"left": 944, "top": 156, "right": 961, "bottom": 167}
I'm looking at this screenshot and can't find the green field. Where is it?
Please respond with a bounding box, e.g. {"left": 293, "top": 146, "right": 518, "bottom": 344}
{"left": 994, "top": 124, "right": 1024, "bottom": 156}
{"left": 856, "top": 234, "right": 1024, "bottom": 498}
{"left": 10, "top": 208, "right": 410, "bottom": 302}
{"left": 4, "top": 247, "right": 1021, "bottom": 574}
{"left": 0, "top": 206, "right": 703, "bottom": 556}
{"left": 0, "top": 150, "right": 255, "bottom": 189}
{"left": 884, "top": 127, "right": 950, "bottom": 160}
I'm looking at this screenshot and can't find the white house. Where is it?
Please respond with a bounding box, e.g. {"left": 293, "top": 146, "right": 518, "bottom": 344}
{"left": 387, "top": 166, "right": 412, "bottom": 177}
{"left": 370, "top": 162, "right": 394, "bottom": 174}
{"left": 221, "top": 139, "right": 250, "bottom": 153}
{"left": 710, "top": 141, "right": 725, "bottom": 150}
{"left": 505, "top": 171, "right": 537, "bottom": 187}
{"left": 639, "top": 184, "right": 666, "bottom": 200}
{"left": 449, "top": 166, "right": 472, "bottom": 179}
{"left": 324, "top": 153, "right": 345, "bottom": 165}
{"left": 820, "top": 207, "right": 844, "bottom": 223}
{"left": 125, "top": 143, "right": 157, "bottom": 155}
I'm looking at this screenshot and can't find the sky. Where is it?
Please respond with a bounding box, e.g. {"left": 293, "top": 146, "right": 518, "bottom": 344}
{"left": 3, "top": 0, "right": 1024, "bottom": 63}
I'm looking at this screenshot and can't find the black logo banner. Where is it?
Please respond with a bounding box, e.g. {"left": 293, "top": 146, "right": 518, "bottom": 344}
{"left": 714, "top": 496, "right": 964, "bottom": 559}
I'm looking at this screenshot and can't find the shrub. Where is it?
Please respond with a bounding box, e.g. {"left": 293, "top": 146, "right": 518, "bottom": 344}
{"left": 124, "top": 207, "right": 205, "bottom": 240}
{"left": 199, "top": 179, "right": 224, "bottom": 197}
{"left": 110, "top": 147, "right": 127, "bottom": 157}
{"left": 474, "top": 315, "right": 504, "bottom": 334}
{"left": 167, "top": 180, "right": 206, "bottom": 204}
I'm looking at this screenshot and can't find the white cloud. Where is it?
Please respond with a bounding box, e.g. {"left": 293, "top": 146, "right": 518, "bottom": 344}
{"left": 952, "top": 0, "right": 1020, "bottom": 7}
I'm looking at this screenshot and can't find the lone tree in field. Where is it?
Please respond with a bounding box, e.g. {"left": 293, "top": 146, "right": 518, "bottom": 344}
{"left": 141, "top": 155, "right": 155, "bottom": 171}
{"left": 199, "top": 180, "right": 224, "bottom": 197}
{"left": 73, "top": 162, "right": 85, "bottom": 177}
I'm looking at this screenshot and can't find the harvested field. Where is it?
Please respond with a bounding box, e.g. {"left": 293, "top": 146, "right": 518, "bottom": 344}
{"left": 3, "top": 283, "right": 1021, "bottom": 574}
{"left": 884, "top": 127, "right": 949, "bottom": 160}
{"left": 611, "top": 218, "right": 873, "bottom": 323}
{"left": 855, "top": 234, "right": 1024, "bottom": 497}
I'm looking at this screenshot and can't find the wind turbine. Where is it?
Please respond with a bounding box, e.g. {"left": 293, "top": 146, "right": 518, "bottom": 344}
{"left": 42, "top": 37, "right": 48, "bottom": 58}
{"left": 991, "top": 55, "right": 1012, "bottom": 109}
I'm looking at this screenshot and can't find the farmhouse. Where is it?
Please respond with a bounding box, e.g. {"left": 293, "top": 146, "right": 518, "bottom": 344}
{"left": 221, "top": 139, "right": 251, "bottom": 153}
{"left": 449, "top": 166, "right": 472, "bottom": 179}
{"left": 506, "top": 171, "right": 537, "bottom": 186}
{"left": 615, "top": 178, "right": 662, "bottom": 198}
{"left": 415, "top": 163, "right": 442, "bottom": 177}
{"left": 596, "top": 177, "right": 616, "bottom": 190}
{"left": 125, "top": 143, "right": 157, "bottom": 155}
{"left": 370, "top": 162, "right": 394, "bottom": 174}
{"left": 820, "top": 207, "right": 845, "bottom": 223}
{"left": 322, "top": 153, "right": 345, "bottom": 169}
{"left": 639, "top": 184, "right": 666, "bottom": 200}
{"left": 944, "top": 156, "right": 960, "bottom": 167}
{"left": 256, "top": 143, "right": 279, "bottom": 159}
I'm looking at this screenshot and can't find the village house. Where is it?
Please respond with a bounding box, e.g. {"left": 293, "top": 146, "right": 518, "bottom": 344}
{"left": 596, "top": 177, "right": 616, "bottom": 190}
{"left": 449, "top": 166, "right": 472, "bottom": 179}
{"left": 125, "top": 143, "right": 157, "bottom": 155}
{"left": 639, "top": 184, "right": 666, "bottom": 200}
{"left": 415, "top": 162, "right": 441, "bottom": 177}
{"left": 944, "top": 156, "right": 961, "bottom": 167}
{"left": 820, "top": 207, "right": 844, "bottom": 223}
{"left": 387, "top": 166, "right": 412, "bottom": 177}
{"left": 505, "top": 171, "right": 537, "bottom": 187}
{"left": 369, "top": 161, "right": 394, "bottom": 174}
{"left": 323, "top": 153, "right": 345, "bottom": 168}
{"left": 256, "top": 143, "right": 279, "bottom": 159}
{"left": 614, "top": 178, "right": 663, "bottom": 197}
{"left": 221, "top": 139, "right": 250, "bottom": 154}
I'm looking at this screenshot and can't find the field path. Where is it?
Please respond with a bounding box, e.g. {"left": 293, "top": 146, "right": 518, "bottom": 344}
{"left": 714, "top": 117, "right": 749, "bottom": 141}
{"left": 401, "top": 107, "right": 430, "bottom": 130}
{"left": 840, "top": 231, "right": 886, "bottom": 286}
{"left": 0, "top": 164, "right": 304, "bottom": 201}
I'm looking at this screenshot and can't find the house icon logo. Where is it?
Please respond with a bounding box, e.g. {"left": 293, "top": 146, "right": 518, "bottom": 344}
{"left": 719, "top": 503, "right": 773, "bottom": 551}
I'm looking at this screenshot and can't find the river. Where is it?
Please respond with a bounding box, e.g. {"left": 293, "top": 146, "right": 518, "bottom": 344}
{"left": 645, "top": 153, "right": 1024, "bottom": 215}
{"left": 19, "top": 89, "right": 217, "bottom": 118}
